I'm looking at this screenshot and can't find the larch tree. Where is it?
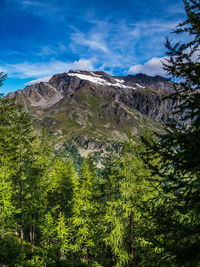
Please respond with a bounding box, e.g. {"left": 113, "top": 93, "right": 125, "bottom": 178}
{"left": 72, "top": 154, "right": 98, "bottom": 264}
{"left": 102, "top": 142, "right": 158, "bottom": 267}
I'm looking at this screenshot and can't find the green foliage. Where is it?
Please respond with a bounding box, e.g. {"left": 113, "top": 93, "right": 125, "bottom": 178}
{"left": 2, "top": 50, "right": 199, "bottom": 267}
{"left": 58, "top": 141, "right": 84, "bottom": 171}
{"left": 140, "top": 1, "right": 200, "bottom": 266}
{"left": 100, "top": 141, "right": 161, "bottom": 267}
{"left": 0, "top": 72, "right": 7, "bottom": 90}
{"left": 56, "top": 212, "right": 70, "bottom": 259}
{"left": 47, "top": 158, "right": 75, "bottom": 218}
{"left": 72, "top": 154, "right": 98, "bottom": 263}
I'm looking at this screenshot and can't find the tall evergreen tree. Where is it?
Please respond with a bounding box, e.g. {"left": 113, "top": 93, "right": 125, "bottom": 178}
{"left": 102, "top": 142, "right": 159, "bottom": 267}
{"left": 11, "top": 108, "right": 35, "bottom": 249}
{"left": 72, "top": 154, "right": 98, "bottom": 264}
{"left": 0, "top": 72, "right": 6, "bottom": 90}
{"left": 0, "top": 156, "right": 16, "bottom": 238}
{"left": 47, "top": 159, "right": 75, "bottom": 220}
{"left": 143, "top": 1, "right": 200, "bottom": 265}
{"left": 0, "top": 73, "right": 20, "bottom": 238}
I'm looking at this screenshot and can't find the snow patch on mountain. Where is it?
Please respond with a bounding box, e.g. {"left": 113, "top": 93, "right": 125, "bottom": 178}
{"left": 68, "top": 72, "right": 137, "bottom": 90}
{"left": 136, "top": 83, "right": 145, "bottom": 88}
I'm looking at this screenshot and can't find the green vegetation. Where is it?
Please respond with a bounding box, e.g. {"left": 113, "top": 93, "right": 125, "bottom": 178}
{"left": 0, "top": 1, "right": 200, "bottom": 266}
{"left": 0, "top": 85, "right": 163, "bottom": 266}
{"left": 31, "top": 80, "right": 161, "bottom": 144}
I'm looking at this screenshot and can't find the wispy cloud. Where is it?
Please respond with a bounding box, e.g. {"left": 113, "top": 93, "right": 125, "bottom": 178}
{"left": 71, "top": 32, "right": 109, "bottom": 53}
{"left": 0, "top": 66, "right": 6, "bottom": 73}
{"left": 69, "top": 18, "right": 181, "bottom": 74}
{"left": 25, "top": 76, "right": 52, "bottom": 85}
{"left": 20, "top": 1, "right": 47, "bottom": 7}
{"left": 2, "top": 59, "right": 94, "bottom": 79}
{"left": 6, "top": 0, "right": 50, "bottom": 10}
{"left": 128, "top": 57, "right": 167, "bottom": 76}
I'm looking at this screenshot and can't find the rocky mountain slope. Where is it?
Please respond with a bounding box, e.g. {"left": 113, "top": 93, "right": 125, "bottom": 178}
{"left": 7, "top": 71, "right": 175, "bottom": 149}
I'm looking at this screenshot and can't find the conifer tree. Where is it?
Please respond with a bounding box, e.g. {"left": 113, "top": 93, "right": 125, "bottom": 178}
{"left": 0, "top": 72, "right": 6, "bottom": 90}
{"left": 0, "top": 157, "right": 16, "bottom": 238}
{"left": 0, "top": 74, "right": 20, "bottom": 238}
{"left": 56, "top": 212, "right": 70, "bottom": 260}
{"left": 25, "top": 134, "right": 53, "bottom": 251}
{"left": 72, "top": 154, "right": 98, "bottom": 264}
{"left": 48, "top": 159, "right": 75, "bottom": 219}
{"left": 144, "top": 1, "right": 200, "bottom": 265}
{"left": 101, "top": 153, "right": 124, "bottom": 266}
{"left": 11, "top": 108, "right": 34, "bottom": 249}
{"left": 40, "top": 158, "right": 76, "bottom": 259}
{"left": 102, "top": 143, "right": 157, "bottom": 267}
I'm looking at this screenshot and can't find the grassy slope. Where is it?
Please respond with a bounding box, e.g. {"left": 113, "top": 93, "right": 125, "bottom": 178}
{"left": 31, "top": 86, "right": 161, "bottom": 144}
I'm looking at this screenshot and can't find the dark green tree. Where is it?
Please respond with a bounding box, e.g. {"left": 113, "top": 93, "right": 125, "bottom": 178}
{"left": 0, "top": 72, "right": 6, "bottom": 90}
{"left": 143, "top": 1, "right": 200, "bottom": 265}
{"left": 0, "top": 74, "right": 20, "bottom": 239}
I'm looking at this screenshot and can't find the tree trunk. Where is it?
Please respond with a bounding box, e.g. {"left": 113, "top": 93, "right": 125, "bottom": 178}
{"left": 129, "top": 210, "right": 136, "bottom": 267}
{"left": 110, "top": 225, "right": 115, "bottom": 267}
{"left": 20, "top": 179, "right": 23, "bottom": 249}
{"left": 111, "top": 253, "right": 115, "bottom": 267}
{"left": 86, "top": 247, "right": 90, "bottom": 264}
{"left": 30, "top": 224, "right": 34, "bottom": 251}
{"left": 15, "top": 223, "right": 18, "bottom": 236}
{"left": 20, "top": 225, "right": 24, "bottom": 250}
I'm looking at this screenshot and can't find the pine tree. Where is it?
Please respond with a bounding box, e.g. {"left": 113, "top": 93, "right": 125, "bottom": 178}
{"left": 101, "top": 153, "right": 125, "bottom": 267}
{"left": 102, "top": 142, "right": 157, "bottom": 267}
{"left": 48, "top": 159, "right": 75, "bottom": 219}
{"left": 11, "top": 109, "right": 35, "bottom": 249}
{"left": 144, "top": 1, "right": 200, "bottom": 265}
{"left": 0, "top": 72, "right": 6, "bottom": 90}
{"left": 56, "top": 212, "right": 70, "bottom": 260}
{"left": 0, "top": 157, "right": 16, "bottom": 238}
{"left": 72, "top": 154, "right": 98, "bottom": 264}
{"left": 40, "top": 158, "right": 76, "bottom": 260}
{"left": 24, "top": 134, "right": 53, "bottom": 251}
{"left": 0, "top": 74, "right": 20, "bottom": 239}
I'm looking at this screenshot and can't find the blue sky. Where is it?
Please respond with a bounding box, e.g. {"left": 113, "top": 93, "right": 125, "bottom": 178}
{"left": 0, "top": 0, "right": 186, "bottom": 93}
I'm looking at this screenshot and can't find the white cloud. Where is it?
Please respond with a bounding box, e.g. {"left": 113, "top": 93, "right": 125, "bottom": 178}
{"left": 69, "top": 18, "right": 182, "bottom": 74}
{"left": 3, "top": 59, "right": 94, "bottom": 79}
{"left": 20, "top": 0, "right": 49, "bottom": 8}
{"left": 130, "top": 21, "right": 177, "bottom": 39}
{"left": 186, "top": 46, "right": 200, "bottom": 62}
{"left": 0, "top": 66, "right": 7, "bottom": 73}
{"left": 36, "top": 44, "right": 68, "bottom": 57}
{"left": 25, "top": 76, "right": 52, "bottom": 85}
{"left": 37, "top": 46, "right": 58, "bottom": 56}
{"left": 128, "top": 47, "right": 200, "bottom": 77}
{"left": 71, "top": 32, "right": 109, "bottom": 53}
{"left": 72, "top": 59, "right": 95, "bottom": 70}
{"left": 128, "top": 57, "right": 167, "bottom": 76}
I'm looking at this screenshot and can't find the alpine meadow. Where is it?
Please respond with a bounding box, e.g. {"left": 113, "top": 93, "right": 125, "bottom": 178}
{"left": 0, "top": 0, "right": 200, "bottom": 266}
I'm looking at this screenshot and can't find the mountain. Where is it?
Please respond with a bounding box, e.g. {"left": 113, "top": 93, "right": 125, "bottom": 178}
{"left": 7, "top": 70, "right": 175, "bottom": 156}
{"left": 118, "top": 73, "right": 173, "bottom": 90}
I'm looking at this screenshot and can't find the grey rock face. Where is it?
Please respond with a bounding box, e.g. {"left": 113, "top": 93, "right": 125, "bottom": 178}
{"left": 117, "top": 73, "right": 173, "bottom": 90}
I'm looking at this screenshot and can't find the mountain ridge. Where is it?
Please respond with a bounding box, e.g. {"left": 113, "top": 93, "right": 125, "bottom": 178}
{"left": 7, "top": 71, "right": 173, "bottom": 108}
{"left": 6, "top": 71, "right": 175, "bottom": 149}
